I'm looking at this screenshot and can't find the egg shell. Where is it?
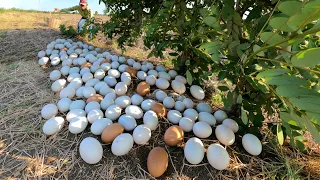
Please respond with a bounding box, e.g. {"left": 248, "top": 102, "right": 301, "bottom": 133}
{"left": 79, "top": 137, "right": 103, "bottom": 164}
{"left": 51, "top": 79, "right": 67, "bottom": 92}
{"left": 66, "top": 109, "right": 86, "bottom": 122}
{"left": 111, "top": 61, "right": 120, "bottom": 69}
{"left": 82, "top": 86, "right": 96, "bottom": 98}
{"left": 39, "top": 57, "right": 49, "bottom": 66}
{"left": 104, "top": 76, "right": 117, "bottom": 87}
{"left": 137, "top": 71, "right": 147, "bottom": 80}
{"left": 101, "top": 123, "right": 124, "bottom": 143}
{"left": 147, "top": 147, "right": 168, "bottom": 178}
{"left": 222, "top": 119, "right": 239, "bottom": 133}
{"left": 60, "top": 66, "right": 70, "bottom": 76}
{"left": 163, "top": 97, "right": 175, "bottom": 109}
{"left": 183, "top": 98, "right": 194, "bottom": 109}
{"left": 111, "top": 55, "right": 119, "bottom": 62}
{"left": 175, "top": 75, "right": 187, "bottom": 84}
{"left": 76, "top": 87, "right": 85, "bottom": 98}
{"left": 111, "top": 133, "right": 134, "bottom": 156}
{"left": 133, "top": 62, "right": 142, "bottom": 70}
{"left": 146, "top": 62, "right": 154, "bottom": 70}
{"left": 242, "top": 134, "right": 262, "bottom": 156}
{"left": 118, "top": 64, "right": 129, "bottom": 73}
{"left": 214, "top": 110, "right": 228, "bottom": 122}
{"left": 69, "top": 67, "right": 80, "bottom": 74}
{"left": 94, "top": 81, "right": 108, "bottom": 92}
{"left": 38, "top": 50, "right": 46, "bottom": 58}
{"left": 184, "top": 137, "right": 205, "bottom": 165}
{"left": 133, "top": 125, "right": 151, "bottom": 144}
{"left": 174, "top": 101, "right": 185, "bottom": 112}
{"left": 155, "top": 90, "right": 167, "bottom": 102}
{"left": 91, "top": 118, "right": 113, "bottom": 135}
{"left": 215, "top": 124, "right": 235, "bottom": 146}
{"left": 151, "top": 103, "right": 167, "bottom": 117}
{"left": 100, "top": 98, "right": 115, "bottom": 110}
{"left": 179, "top": 117, "right": 194, "bottom": 132}
{"left": 141, "top": 99, "right": 156, "bottom": 111}
{"left": 69, "top": 100, "right": 86, "bottom": 110}
{"left": 158, "top": 72, "right": 171, "bottom": 81}
{"left": 136, "top": 81, "right": 150, "bottom": 96}
{"left": 59, "top": 86, "right": 76, "bottom": 99}
{"left": 198, "top": 112, "right": 216, "bottom": 126}
{"left": 68, "top": 78, "right": 83, "bottom": 89}
{"left": 127, "top": 59, "right": 135, "bottom": 66}
{"left": 121, "top": 72, "right": 131, "bottom": 85}
{"left": 43, "top": 117, "right": 65, "bottom": 135}
{"left": 193, "top": 122, "right": 212, "bottom": 138}
{"left": 108, "top": 69, "right": 121, "bottom": 78}
{"left": 141, "top": 64, "right": 149, "bottom": 72}
{"left": 87, "top": 109, "right": 104, "bottom": 124}
{"left": 190, "top": 85, "right": 205, "bottom": 100}
{"left": 105, "top": 104, "right": 122, "bottom": 120}
{"left": 86, "top": 94, "right": 103, "bottom": 104}
{"left": 125, "top": 67, "right": 137, "bottom": 77}
{"left": 207, "top": 144, "right": 230, "bottom": 170}
{"left": 156, "top": 78, "right": 170, "bottom": 90}
{"left": 115, "top": 82, "right": 128, "bottom": 96}
{"left": 57, "top": 98, "right": 72, "bottom": 112}
{"left": 143, "top": 110, "right": 159, "bottom": 130}
{"left": 115, "top": 96, "right": 131, "bottom": 109}
{"left": 164, "top": 125, "right": 184, "bottom": 146}
{"left": 50, "top": 70, "right": 62, "bottom": 81}
{"left": 81, "top": 62, "right": 92, "bottom": 69}
{"left": 167, "top": 110, "right": 182, "bottom": 124}
{"left": 118, "top": 114, "right": 137, "bottom": 131}
{"left": 41, "top": 104, "right": 58, "bottom": 119}
{"left": 183, "top": 109, "right": 199, "bottom": 121}
{"left": 118, "top": 56, "right": 126, "bottom": 64}
{"left": 125, "top": 105, "right": 143, "bottom": 119}
{"left": 99, "top": 86, "right": 114, "bottom": 96}
{"left": 94, "top": 69, "right": 106, "bottom": 80}
{"left": 171, "top": 80, "right": 186, "bottom": 94}
{"left": 196, "top": 103, "right": 213, "bottom": 113}
{"left": 100, "top": 63, "right": 111, "bottom": 71}
{"left": 147, "top": 69, "right": 158, "bottom": 77}
{"left": 131, "top": 94, "right": 144, "bottom": 105}
{"left": 82, "top": 72, "right": 93, "bottom": 83}
{"left": 156, "top": 65, "right": 167, "bottom": 72}
{"left": 146, "top": 75, "right": 156, "bottom": 86}
{"left": 85, "top": 101, "right": 101, "bottom": 113}
{"left": 80, "top": 67, "right": 90, "bottom": 76}
{"left": 69, "top": 116, "right": 88, "bottom": 134}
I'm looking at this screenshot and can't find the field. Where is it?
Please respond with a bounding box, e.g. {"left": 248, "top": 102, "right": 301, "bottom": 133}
{"left": 0, "top": 11, "right": 320, "bottom": 179}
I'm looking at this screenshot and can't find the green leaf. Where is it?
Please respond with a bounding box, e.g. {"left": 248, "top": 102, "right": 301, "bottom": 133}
{"left": 256, "top": 69, "right": 289, "bottom": 79}
{"left": 265, "top": 75, "right": 309, "bottom": 86}
{"left": 186, "top": 70, "right": 193, "bottom": 85}
{"left": 303, "top": 1, "right": 320, "bottom": 14}
{"left": 289, "top": 97, "right": 320, "bottom": 113}
{"left": 278, "top": 1, "right": 302, "bottom": 16}
{"left": 276, "top": 85, "right": 319, "bottom": 98}
{"left": 222, "top": 92, "right": 233, "bottom": 110}
{"left": 241, "top": 106, "right": 248, "bottom": 125}
{"left": 269, "top": 17, "right": 293, "bottom": 32}
{"left": 253, "top": 45, "right": 265, "bottom": 56}
{"left": 260, "top": 32, "right": 284, "bottom": 45}
{"left": 169, "top": 52, "right": 179, "bottom": 56}
{"left": 218, "top": 86, "right": 229, "bottom": 91}
{"left": 237, "top": 94, "right": 243, "bottom": 104}
{"left": 291, "top": 48, "right": 320, "bottom": 68}
{"left": 204, "top": 16, "right": 218, "bottom": 27}
{"left": 287, "top": 13, "right": 311, "bottom": 31}
{"left": 296, "top": 140, "right": 306, "bottom": 152}
{"left": 200, "top": 42, "right": 220, "bottom": 49}
{"left": 277, "top": 124, "right": 284, "bottom": 145}
{"left": 233, "top": 12, "right": 242, "bottom": 26}
{"left": 218, "top": 71, "right": 227, "bottom": 80}
{"left": 306, "top": 112, "right": 320, "bottom": 125}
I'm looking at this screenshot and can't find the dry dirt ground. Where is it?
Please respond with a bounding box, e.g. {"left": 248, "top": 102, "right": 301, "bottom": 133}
{"left": 0, "top": 11, "right": 320, "bottom": 180}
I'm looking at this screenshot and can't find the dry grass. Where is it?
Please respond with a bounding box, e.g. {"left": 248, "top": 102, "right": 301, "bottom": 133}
{"left": 0, "top": 11, "right": 320, "bottom": 179}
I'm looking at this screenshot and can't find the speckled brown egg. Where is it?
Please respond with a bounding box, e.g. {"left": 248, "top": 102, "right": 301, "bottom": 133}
{"left": 100, "top": 59, "right": 110, "bottom": 64}
{"left": 125, "top": 67, "right": 137, "bottom": 77}
{"left": 86, "top": 94, "right": 103, "bottom": 104}
{"left": 81, "top": 62, "right": 92, "bottom": 68}
{"left": 147, "top": 147, "right": 168, "bottom": 177}
{"left": 136, "top": 81, "right": 150, "bottom": 96}
{"left": 101, "top": 123, "right": 124, "bottom": 143}
{"left": 151, "top": 103, "right": 167, "bottom": 118}
{"left": 164, "top": 125, "right": 184, "bottom": 146}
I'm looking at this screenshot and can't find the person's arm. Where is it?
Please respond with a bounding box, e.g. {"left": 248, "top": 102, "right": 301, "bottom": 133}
{"left": 60, "top": 5, "right": 79, "bottom": 12}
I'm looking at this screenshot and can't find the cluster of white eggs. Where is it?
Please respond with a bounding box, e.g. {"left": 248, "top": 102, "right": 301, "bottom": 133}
{"left": 38, "top": 38, "right": 262, "bottom": 176}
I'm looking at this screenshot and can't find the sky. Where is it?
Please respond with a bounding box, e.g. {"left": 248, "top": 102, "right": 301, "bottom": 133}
{"left": 0, "top": 0, "right": 106, "bottom": 14}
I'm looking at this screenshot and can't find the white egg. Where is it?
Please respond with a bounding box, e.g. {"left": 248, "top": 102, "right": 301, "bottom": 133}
{"left": 190, "top": 85, "right": 205, "bottom": 100}
{"left": 49, "top": 70, "right": 61, "bottom": 81}
{"left": 111, "top": 133, "right": 134, "bottom": 156}
{"left": 51, "top": 79, "right": 67, "bottom": 92}
{"left": 121, "top": 72, "right": 131, "bottom": 85}
{"left": 108, "top": 69, "right": 121, "bottom": 78}
{"left": 111, "top": 61, "right": 120, "bottom": 69}
{"left": 146, "top": 75, "right": 156, "bottom": 86}
{"left": 115, "top": 82, "right": 128, "bottom": 96}
{"left": 100, "top": 97, "right": 115, "bottom": 110}
{"left": 118, "top": 114, "right": 137, "bottom": 131}
{"left": 175, "top": 75, "right": 187, "bottom": 84}
{"left": 125, "top": 105, "right": 144, "bottom": 119}
{"left": 167, "top": 110, "right": 182, "bottom": 124}
{"left": 68, "top": 78, "right": 83, "bottom": 90}
{"left": 179, "top": 117, "right": 194, "bottom": 132}
{"left": 168, "top": 70, "right": 178, "bottom": 78}
{"left": 155, "top": 90, "right": 167, "bottom": 102}
{"left": 141, "top": 65, "right": 148, "bottom": 72}
{"left": 99, "top": 86, "right": 113, "bottom": 96}
{"left": 198, "top": 112, "right": 216, "bottom": 126}
{"left": 147, "top": 70, "right": 158, "bottom": 77}
{"left": 222, "top": 119, "right": 239, "bottom": 133}
{"left": 66, "top": 109, "right": 86, "bottom": 122}
{"left": 85, "top": 101, "right": 101, "bottom": 113}
{"left": 183, "top": 98, "right": 194, "bottom": 109}
{"left": 87, "top": 109, "right": 104, "bottom": 124}
{"left": 77, "top": 57, "right": 87, "bottom": 65}
{"left": 158, "top": 72, "right": 171, "bottom": 81}
{"left": 118, "top": 64, "right": 129, "bottom": 73}
{"left": 69, "top": 100, "right": 86, "bottom": 110}
{"left": 43, "top": 117, "right": 65, "bottom": 135}
{"left": 214, "top": 110, "right": 228, "bottom": 122}
{"left": 133, "top": 62, "right": 142, "bottom": 70}
{"left": 100, "top": 63, "right": 111, "bottom": 71}
{"left": 174, "top": 101, "right": 185, "bottom": 112}
{"left": 111, "top": 55, "right": 118, "bottom": 62}
{"left": 177, "top": 95, "right": 186, "bottom": 102}
{"left": 127, "top": 58, "right": 135, "bottom": 66}
{"left": 196, "top": 103, "right": 213, "bottom": 113}
{"left": 57, "top": 98, "right": 72, "bottom": 112}
{"left": 146, "top": 62, "right": 154, "bottom": 70}
{"left": 105, "top": 104, "right": 122, "bottom": 120}
{"left": 91, "top": 118, "right": 113, "bottom": 135}
{"left": 79, "top": 137, "right": 103, "bottom": 164}
{"left": 137, "top": 71, "right": 147, "bottom": 80}
{"left": 133, "top": 125, "right": 151, "bottom": 144}
{"left": 94, "top": 81, "right": 108, "bottom": 92}
{"left": 41, "top": 104, "right": 58, "bottom": 119}
{"left": 105, "top": 92, "right": 117, "bottom": 100}
{"left": 104, "top": 76, "right": 117, "bottom": 87}
{"left": 118, "top": 56, "right": 126, "bottom": 64}
{"left": 80, "top": 67, "right": 91, "bottom": 76}
{"left": 131, "top": 94, "right": 144, "bottom": 106}
{"left": 75, "top": 86, "right": 85, "bottom": 98}
{"left": 193, "top": 122, "right": 212, "bottom": 138}
{"left": 183, "top": 109, "right": 198, "bottom": 121}
{"left": 171, "top": 80, "right": 186, "bottom": 94}
{"left": 90, "top": 65, "right": 100, "bottom": 73}
{"left": 69, "top": 116, "right": 88, "bottom": 134}
{"left": 82, "top": 86, "right": 96, "bottom": 98}
{"left": 39, "top": 57, "right": 49, "bottom": 66}
{"left": 94, "top": 69, "right": 105, "bottom": 80}
{"left": 143, "top": 110, "right": 159, "bottom": 130}
{"left": 69, "top": 67, "right": 80, "bottom": 74}
{"left": 82, "top": 72, "right": 94, "bottom": 83}
{"left": 67, "top": 73, "right": 81, "bottom": 82}
{"left": 215, "top": 125, "right": 235, "bottom": 146}
{"left": 51, "top": 57, "right": 61, "bottom": 66}
{"left": 38, "top": 50, "right": 46, "bottom": 58}
{"left": 115, "top": 96, "right": 131, "bottom": 109}
{"left": 141, "top": 99, "right": 155, "bottom": 111}
{"left": 242, "top": 134, "right": 262, "bottom": 156}
{"left": 156, "top": 65, "right": 167, "bottom": 72}
{"left": 207, "top": 144, "right": 230, "bottom": 170}
{"left": 184, "top": 137, "right": 205, "bottom": 165}
{"left": 156, "top": 78, "right": 170, "bottom": 90}
{"left": 163, "top": 97, "right": 175, "bottom": 109}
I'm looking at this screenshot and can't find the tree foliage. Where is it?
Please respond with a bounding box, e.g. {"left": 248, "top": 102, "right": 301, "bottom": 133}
{"left": 95, "top": 0, "right": 320, "bottom": 150}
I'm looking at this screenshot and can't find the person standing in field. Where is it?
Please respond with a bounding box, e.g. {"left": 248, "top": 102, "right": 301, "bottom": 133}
{"left": 55, "top": 0, "right": 94, "bottom": 38}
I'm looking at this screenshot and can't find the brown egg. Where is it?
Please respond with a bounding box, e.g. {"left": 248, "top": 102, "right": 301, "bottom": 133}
{"left": 164, "top": 125, "right": 184, "bottom": 146}
{"left": 81, "top": 62, "right": 92, "bottom": 68}
{"left": 136, "top": 81, "right": 150, "bottom": 96}
{"left": 86, "top": 94, "right": 103, "bottom": 103}
{"left": 101, "top": 123, "right": 124, "bottom": 143}
{"left": 60, "top": 47, "right": 68, "bottom": 51}
{"left": 125, "top": 67, "right": 137, "bottom": 77}
{"left": 151, "top": 103, "right": 167, "bottom": 117}
{"left": 147, "top": 147, "right": 168, "bottom": 177}
{"left": 100, "top": 59, "right": 110, "bottom": 64}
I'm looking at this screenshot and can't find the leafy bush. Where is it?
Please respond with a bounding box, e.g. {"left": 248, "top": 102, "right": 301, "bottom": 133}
{"left": 59, "top": 24, "right": 78, "bottom": 38}
{"left": 96, "top": 0, "right": 320, "bottom": 150}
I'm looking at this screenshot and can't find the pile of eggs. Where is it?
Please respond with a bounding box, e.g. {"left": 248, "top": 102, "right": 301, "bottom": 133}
{"left": 38, "top": 38, "right": 262, "bottom": 177}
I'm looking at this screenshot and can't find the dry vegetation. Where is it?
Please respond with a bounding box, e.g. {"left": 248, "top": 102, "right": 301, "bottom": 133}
{"left": 0, "top": 11, "right": 319, "bottom": 179}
